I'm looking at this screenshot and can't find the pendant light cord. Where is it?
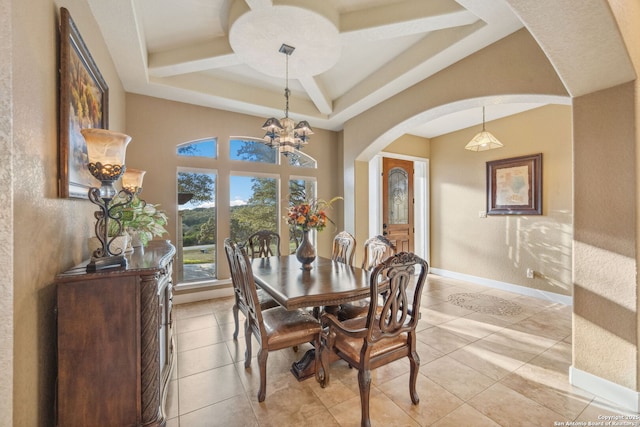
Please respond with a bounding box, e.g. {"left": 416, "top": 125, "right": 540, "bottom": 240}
{"left": 482, "top": 106, "right": 486, "bottom": 131}
{"left": 284, "top": 53, "right": 290, "bottom": 119}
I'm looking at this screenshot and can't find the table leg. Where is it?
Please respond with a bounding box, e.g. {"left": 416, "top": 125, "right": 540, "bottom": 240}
{"left": 290, "top": 349, "right": 317, "bottom": 381}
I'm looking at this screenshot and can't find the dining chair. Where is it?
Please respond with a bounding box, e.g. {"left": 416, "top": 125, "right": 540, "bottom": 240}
{"left": 246, "top": 230, "right": 281, "bottom": 259}
{"left": 337, "top": 235, "right": 396, "bottom": 321}
{"left": 230, "top": 240, "right": 322, "bottom": 402}
{"left": 317, "top": 252, "right": 429, "bottom": 427}
{"left": 331, "top": 230, "right": 356, "bottom": 265}
{"left": 224, "top": 238, "right": 279, "bottom": 340}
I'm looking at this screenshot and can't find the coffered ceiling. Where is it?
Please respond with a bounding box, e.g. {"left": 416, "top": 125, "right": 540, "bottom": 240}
{"left": 84, "top": 0, "right": 633, "bottom": 139}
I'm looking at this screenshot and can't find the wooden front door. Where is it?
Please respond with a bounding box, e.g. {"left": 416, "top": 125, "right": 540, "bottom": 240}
{"left": 382, "top": 157, "right": 414, "bottom": 252}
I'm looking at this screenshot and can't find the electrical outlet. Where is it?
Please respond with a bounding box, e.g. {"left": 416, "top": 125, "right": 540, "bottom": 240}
{"left": 526, "top": 268, "right": 534, "bottom": 279}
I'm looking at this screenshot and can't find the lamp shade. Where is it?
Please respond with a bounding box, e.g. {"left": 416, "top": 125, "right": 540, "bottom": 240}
{"left": 122, "top": 168, "right": 146, "bottom": 192}
{"left": 464, "top": 130, "right": 504, "bottom": 151}
{"left": 82, "top": 128, "right": 132, "bottom": 166}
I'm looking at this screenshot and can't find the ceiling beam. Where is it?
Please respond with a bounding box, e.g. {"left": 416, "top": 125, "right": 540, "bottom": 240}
{"left": 299, "top": 76, "right": 332, "bottom": 115}
{"left": 148, "top": 38, "right": 241, "bottom": 77}
{"left": 340, "top": 0, "right": 478, "bottom": 42}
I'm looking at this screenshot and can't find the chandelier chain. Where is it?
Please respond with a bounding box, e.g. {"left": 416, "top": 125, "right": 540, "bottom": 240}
{"left": 260, "top": 43, "right": 313, "bottom": 156}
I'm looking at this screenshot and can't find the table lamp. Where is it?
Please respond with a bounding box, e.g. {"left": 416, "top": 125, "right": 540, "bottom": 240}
{"left": 82, "top": 128, "right": 133, "bottom": 272}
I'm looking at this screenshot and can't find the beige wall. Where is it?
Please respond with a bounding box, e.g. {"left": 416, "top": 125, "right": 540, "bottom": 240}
{"left": 431, "top": 105, "right": 573, "bottom": 295}
{"left": 383, "top": 134, "right": 431, "bottom": 159}
{"left": 0, "top": 0, "right": 12, "bottom": 424}
{"left": 8, "top": 0, "right": 126, "bottom": 425}
{"left": 125, "top": 93, "right": 342, "bottom": 279}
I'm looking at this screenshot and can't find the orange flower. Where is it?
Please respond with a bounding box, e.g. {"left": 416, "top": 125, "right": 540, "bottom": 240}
{"left": 286, "top": 196, "right": 342, "bottom": 232}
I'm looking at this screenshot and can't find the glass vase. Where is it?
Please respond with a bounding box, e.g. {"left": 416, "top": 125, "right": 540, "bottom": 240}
{"left": 296, "top": 229, "right": 316, "bottom": 270}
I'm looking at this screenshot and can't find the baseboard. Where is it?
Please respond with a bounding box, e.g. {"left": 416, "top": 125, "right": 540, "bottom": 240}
{"left": 429, "top": 268, "right": 573, "bottom": 306}
{"left": 173, "top": 280, "right": 234, "bottom": 304}
{"left": 570, "top": 366, "right": 640, "bottom": 413}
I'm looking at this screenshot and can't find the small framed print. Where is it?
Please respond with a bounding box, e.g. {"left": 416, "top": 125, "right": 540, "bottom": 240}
{"left": 487, "top": 153, "right": 542, "bottom": 215}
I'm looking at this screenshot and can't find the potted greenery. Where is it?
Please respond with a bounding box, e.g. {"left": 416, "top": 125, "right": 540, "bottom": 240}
{"left": 109, "top": 193, "right": 169, "bottom": 249}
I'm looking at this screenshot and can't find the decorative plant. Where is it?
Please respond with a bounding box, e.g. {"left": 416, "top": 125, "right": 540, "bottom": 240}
{"left": 109, "top": 193, "right": 169, "bottom": 246}
{"left": 286, "top": 196, "right": 342, "bottom": 232}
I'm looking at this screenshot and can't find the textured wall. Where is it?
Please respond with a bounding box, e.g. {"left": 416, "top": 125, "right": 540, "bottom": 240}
{"left": 11, "top": 0, "right": 126, "bottom": 425}
{"left": 573, "top": 83, "right": 638, "bottom": 389}
{"left": 0, "top": 0, "right": 13, "bottom": 425}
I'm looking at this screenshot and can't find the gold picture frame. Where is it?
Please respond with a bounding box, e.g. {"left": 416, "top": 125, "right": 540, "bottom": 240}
{"left": 487, "top": 153, "right": 542, "bottom": 215}
{"left": 58, "top": 7, "right": 109, "bottom": 199}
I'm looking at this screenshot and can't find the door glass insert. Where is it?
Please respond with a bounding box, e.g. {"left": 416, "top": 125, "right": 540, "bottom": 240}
{"left": 388, "top": 167, "right": 408, "bottom": 225}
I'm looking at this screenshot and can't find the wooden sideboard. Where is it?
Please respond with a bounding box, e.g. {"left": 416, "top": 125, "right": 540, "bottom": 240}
{"left": 55, "top": 240, "right": 176, "bottom": 427}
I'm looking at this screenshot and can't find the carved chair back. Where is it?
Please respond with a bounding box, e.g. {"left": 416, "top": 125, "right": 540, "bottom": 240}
{"left": 247, "top": 230, "right": 281, "bottom": 258}
{"left": 233, "top": 243, "right": 267, "bottom": 339}
{"left": 224, "top": 238, "right": 246, "bottom": 309}
{"left": 331, "top": 231, "right": 356, "bottom": 265}
{"left": 361, "top": 235, "right": 396, "bottom": 271}
{"left": 364, "top": 252, "right": 427, "bottom": 342}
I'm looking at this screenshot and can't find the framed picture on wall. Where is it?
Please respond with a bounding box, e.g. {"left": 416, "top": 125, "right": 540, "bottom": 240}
{"left": 58, "top": 7, "right": 109, "bottom": 199}
{"left": 486, "top": 153, "right": 542, "bottom": 215}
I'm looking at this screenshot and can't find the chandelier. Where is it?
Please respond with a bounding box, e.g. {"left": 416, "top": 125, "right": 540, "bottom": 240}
{"left": 464, "top": 106, "right": 504, "bottom": 151}
{"left": 261, "top": 44, "right": 313, "bottom": 156}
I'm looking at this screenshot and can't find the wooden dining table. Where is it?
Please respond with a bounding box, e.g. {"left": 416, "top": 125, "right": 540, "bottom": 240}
{"left": 251, "top": 254, "right": 371, "bottom": 380}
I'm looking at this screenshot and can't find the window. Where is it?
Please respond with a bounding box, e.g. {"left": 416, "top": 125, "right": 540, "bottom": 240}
{"left": 177, "top": 169, "right": 216, "bottom": 283}
{"left": 230, "top": 175, "right": 278, "bottom": 243}
{"left": 287, "top": 150, "right": 317, "bottom": 168}
{"left": 177, "top": 138, "right": 217, "bottom": 158}
{"left": 230, "top": 137, "right": 277, "bottom": 163}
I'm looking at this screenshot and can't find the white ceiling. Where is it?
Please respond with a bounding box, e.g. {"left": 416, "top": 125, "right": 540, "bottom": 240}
{"left": 86, "top": 0, "right": 552, "bottom": 138}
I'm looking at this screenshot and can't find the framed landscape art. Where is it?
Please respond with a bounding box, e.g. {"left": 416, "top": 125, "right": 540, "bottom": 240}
{"left": 486, "top": 153, "right": 542, "bottom": 215}
{"left": 58, "top": 7, "right": 109, "bottom": 199}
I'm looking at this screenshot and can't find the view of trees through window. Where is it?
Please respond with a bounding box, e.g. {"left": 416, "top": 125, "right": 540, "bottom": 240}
{"left": 288, "top": 178, "right": 315, "bottom": 252}
{"left": 178, "top": 170, "right": 216, "bottom": 283}
{"left": 176, "top": 137, "right": 316, "bottom": 284}
{"left": 230, "top": 175, "right": 277, "bottom": 243}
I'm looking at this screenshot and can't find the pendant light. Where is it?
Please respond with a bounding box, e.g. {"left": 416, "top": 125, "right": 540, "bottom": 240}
{"left": 465, "top": 106, "right": 504, "bottom": 151}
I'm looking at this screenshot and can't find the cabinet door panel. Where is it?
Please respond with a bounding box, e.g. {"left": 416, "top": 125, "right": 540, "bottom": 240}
{"left": 57, "top": 277, "right": 139, "bottom": 427}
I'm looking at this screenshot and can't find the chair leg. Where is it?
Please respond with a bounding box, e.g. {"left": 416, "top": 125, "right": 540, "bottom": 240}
{"left": 232, "top": 303, "right": 239, "bottom": 340}
{"left": 244, "top": 320, "right": 252, "bottom": 369}
{"left": 315, "top": 335, "right": 328, "bottom": 387}
{"left": 257, "top": 348, "right": 268, "bottom": 402}
{"left": 409, "top": 350, "right": 420, "bottom": 404}
{"left": 358, "top": 368, "right": 372, "bottom": 427}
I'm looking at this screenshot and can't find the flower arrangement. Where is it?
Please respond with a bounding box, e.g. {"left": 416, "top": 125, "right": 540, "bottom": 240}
{"left": 286, "top": 196, "right": 342, "bottom": 232}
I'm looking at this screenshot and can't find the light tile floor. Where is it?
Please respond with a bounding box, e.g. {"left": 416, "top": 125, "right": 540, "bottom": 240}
{"left": 165, "top": 275, "right": 637, "bottom": 426}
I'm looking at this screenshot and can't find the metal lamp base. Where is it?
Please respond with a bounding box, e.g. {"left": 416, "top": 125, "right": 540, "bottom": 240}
{"left": 86, "top": 255, "right": 128, "bottom": 272}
